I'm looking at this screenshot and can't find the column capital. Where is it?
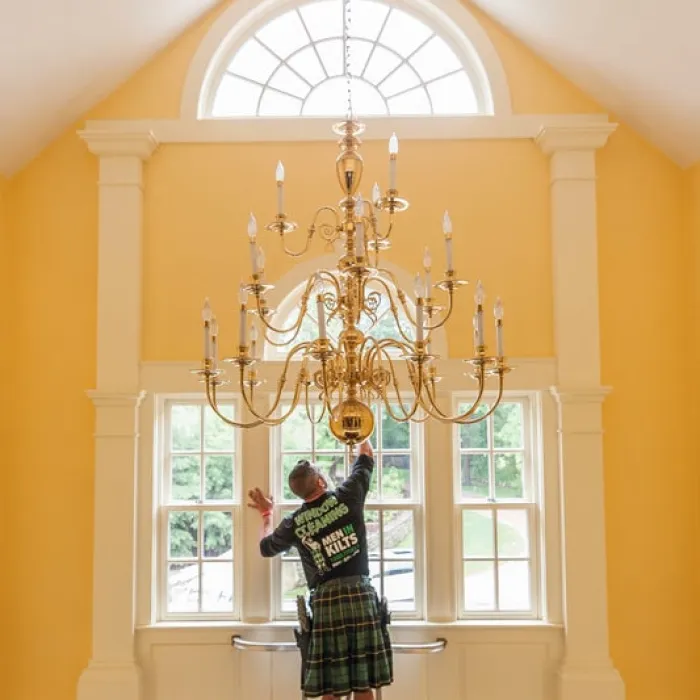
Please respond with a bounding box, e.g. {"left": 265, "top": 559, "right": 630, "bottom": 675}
{"left": 536, "top": 123, "right": 617, "bottom": 155}
{"left": 87, "top": 390, "right": 147, "bottom": 409}
{"left": 78, "top": 129, "right": 158, "bottom": 160}
{"left": 550, "top": 386, "right": 612, "bottom": 406}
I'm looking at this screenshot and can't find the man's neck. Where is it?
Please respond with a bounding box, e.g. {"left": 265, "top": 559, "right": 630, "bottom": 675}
{"left": 304, "top": 488, "right": 328, "bottom": 503}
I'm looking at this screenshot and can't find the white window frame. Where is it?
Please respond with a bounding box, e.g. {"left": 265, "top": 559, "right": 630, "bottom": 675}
{"left": 269, "top": 397, "right": 426, "bottom": 621}
{"left": 452, "top": 392, "right": 543, "bottom": 621}
{"left": 154, "top": 394, "right": 243, "bottom": 622}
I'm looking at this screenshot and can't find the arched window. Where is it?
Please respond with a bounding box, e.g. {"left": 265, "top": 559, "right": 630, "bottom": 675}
{"left": 264, "top": 276, "right": 415, "bottom": 360}
{"left": 208, "top": 0, "right": 485, "bottom": 118}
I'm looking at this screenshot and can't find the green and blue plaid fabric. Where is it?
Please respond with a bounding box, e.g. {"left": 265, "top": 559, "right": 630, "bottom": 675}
{"left": 303, "top": 576, "right": 393, "bottom": 698}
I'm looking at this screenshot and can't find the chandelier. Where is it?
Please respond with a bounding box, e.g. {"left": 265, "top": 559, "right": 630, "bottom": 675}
{"left": 193, "top": 1, "right": 511, "bottom": 447}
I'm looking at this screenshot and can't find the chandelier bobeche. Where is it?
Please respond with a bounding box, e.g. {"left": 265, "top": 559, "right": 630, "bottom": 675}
{"left": 194, "top": 118, "right": 511, "bottom": 446}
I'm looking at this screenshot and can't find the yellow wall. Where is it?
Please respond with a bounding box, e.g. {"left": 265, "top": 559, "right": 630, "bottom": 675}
{"left": 4, "top": 2, "right": 699, "bottom": 699}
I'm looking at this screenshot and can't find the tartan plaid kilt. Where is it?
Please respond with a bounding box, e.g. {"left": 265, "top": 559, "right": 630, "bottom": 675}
{"left": 303, "top": 576, "right": 393, "bottom": 697}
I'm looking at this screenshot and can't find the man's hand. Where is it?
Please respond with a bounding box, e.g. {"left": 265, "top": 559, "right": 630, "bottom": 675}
{"left": 358, "top": 440, "right": 373, "bottom": 459}
{"left": 248, "top": 487, "right": 274, "bottom": 515}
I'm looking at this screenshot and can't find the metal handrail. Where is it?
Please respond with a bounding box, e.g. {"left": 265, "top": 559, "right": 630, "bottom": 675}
{"left": 231, "top": 635, "right": 447, "bottom": 654}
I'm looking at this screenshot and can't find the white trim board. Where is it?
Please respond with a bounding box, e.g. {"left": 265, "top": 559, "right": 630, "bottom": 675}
{"left": 80, "top": 113, "right": 612, "bottom": 145}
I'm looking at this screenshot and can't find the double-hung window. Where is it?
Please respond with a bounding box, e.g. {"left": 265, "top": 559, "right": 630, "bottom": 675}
{"left": 455, "top": 396, "right": 540, "bottom": 618}
{"left": 157, "top": 399, "right": 240, "bottom": 620}
{"left": 272, "top": 402, "right": 424, "bottom": 619}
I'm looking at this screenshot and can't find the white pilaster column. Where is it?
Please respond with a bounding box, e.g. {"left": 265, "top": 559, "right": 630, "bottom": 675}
{"left": 536, "top": 124, "right": 625, "bottom": 700}
{"left": 76, "top": 130, "right": 157, "bottom": 700}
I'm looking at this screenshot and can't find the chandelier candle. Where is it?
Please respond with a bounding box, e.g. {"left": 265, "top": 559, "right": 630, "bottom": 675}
{"left": 192, "top": 118, "right": 510, "bottom": 445}
{"left": 211, "top": 316, "right": 219, "bottom": 370}
{"left": 248, "top": 213, "right": 258, "bottom": 274}
{"left": 276, "top": 161, "right": 285, "bottom": 216}
{"left": 443, "top": 211, "right": 453, "bottom": 273}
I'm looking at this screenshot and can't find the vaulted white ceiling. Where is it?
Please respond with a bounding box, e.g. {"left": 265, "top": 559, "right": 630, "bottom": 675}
{"left": 0, "top": 0, "right": 697, "bottom": 176}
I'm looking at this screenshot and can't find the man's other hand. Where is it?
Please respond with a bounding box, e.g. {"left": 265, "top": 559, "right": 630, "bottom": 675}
{"left": 247, "top": 487, "right": 274, "bottom": 515}
{"left": 358, "top": 440, "right": 373, "bottom": 459}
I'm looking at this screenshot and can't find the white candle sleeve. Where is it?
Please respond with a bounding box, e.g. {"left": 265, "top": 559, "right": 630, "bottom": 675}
{"left": 316, "top": 296, "right": 327, "bottom": 339}
{"left": 496, "top": 321, "right": 504, "bottom": 357}
{"left": 277, "top": 182, "right": 284, "bottom": 216}
{"left": 239, "top": 306, "right": 247, "bottom": 347}
{"left": 389, "top": 157, "right": 397, "bottom": 190}
{"left": 446, "top": 237, "right": 453, "bottom": 272}
{"left": 476, "top": 308, "right": 484, "bottom": 347}
{"left": 416, "top": 304, "right": 424, "bottom": 342}
{"left": 204, "top": 322, "right": 211, "bottom": 360}
{"left": 250, "top": 240, "right": 258, "bottom": 274}
{"left": 425, "top": 270, "right": 432, "bottom": 297}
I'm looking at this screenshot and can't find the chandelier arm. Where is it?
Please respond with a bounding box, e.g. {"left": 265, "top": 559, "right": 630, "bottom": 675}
{"left": 372, "top": 344, "right": 424, "bottom": 422}
{"left": 370, "top": 276, "right": 418, "bottom": 345}
{"left": 423, "top": 287, "right": 456, "bottom": 331}
{"left": 304, "top": 384, "right": 328, "bottom": 424}
{"left": 204, "top": 378, "right": 265, "bottom": 428}
{"left": 238, "top": 341, "right": 312, "bottom": 422}
{"left": 367, "top": 203, "right": 396, "bottom": 241}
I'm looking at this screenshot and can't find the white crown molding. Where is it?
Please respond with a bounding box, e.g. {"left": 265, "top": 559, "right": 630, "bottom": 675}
{"left": 79, "top": 114, "right": 612, "bottom": 145}
{"left": 535, "top": 124, "right": 618, "bottom": 154}
{"left": 78, "top": 129, "right": 159, "bottom": 159}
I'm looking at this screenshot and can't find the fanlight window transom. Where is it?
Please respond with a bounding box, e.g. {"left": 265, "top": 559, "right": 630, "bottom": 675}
{"left": 265, "top": 278, "right": 414, "bottom": 360}
{"left": 210, "top": 0, "right": 479, "bottom": 118}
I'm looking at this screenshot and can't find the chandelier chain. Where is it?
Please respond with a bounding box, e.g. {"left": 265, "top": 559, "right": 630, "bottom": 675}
{"left": 343, "top": 0, "right": 353, "bottom": 120}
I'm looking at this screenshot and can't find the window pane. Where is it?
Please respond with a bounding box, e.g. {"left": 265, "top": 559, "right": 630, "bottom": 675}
{"left": 315, "top": 38, "right": 344, "bottom": 77}
{"left": 410, "top": 35, "right": 462, "bottom": 82}
{"left": 315, "top": 454, "right": 345, "bottom": 489}
{"left": 288, "top": 45, "right": 326, "bottom": 85}
{"left": 383, "top": 510, "right": 413, "bottom": 557}
{"left": 387, "top": 87, "right": 430, "bottom": 115}
{"left": 347, "top": 37, "right": 373, "bottom": 75}
{"left": 460, "top": 453, "right": 489, "bottom": 499}
{"left": 281, "top": 560, "right": 308, "bottom": 612}
{"left": 315, "top": 417, "right": 341, "bottom": 451}
{"left": 202, "top": 562, "right": 233, "bottom": 612}
{"left": 381, "top": 453, "right": 411, "bottom": 499}
{"left": 497, "top": 510, "right": 529, "bottom": 558}
{"left": 493, "top": 402, "right": 524, "bottom": 449}
{"left": 362, "top": 44, "right": 402, "bottom": 84}
{"left": 427, "top": 71, "right": 477, "bottom": 114}
{"left": 171, "top": 405, "right": 200, "bottom": 451}
{"left": 256, "top": 11, "right": 309, "bottom": 59}
{"left": 203, "top": 405, "right": 235, "bottom": 451}
{"left": 498, "top": 561, "right": 531, "bottom": 611}
{"left": 171, "top": 455, "right": 200, "bottom": 501}
{"left": 204, "top": 455, "right": 233, "bottom": 501}
{"left": 382, "top": 561, "right": 415, "bottom": 611}
{"left": 379, "top": 8, "right": 433, "bottom": 57}
{"left": 227, "top": 38, "right": 279, "bottom": 83}
{"left": 167, "top": 562, "right": 199, "bottom": 613}
{"left": 350, "top": 0, "right": 389, "bottom": 41}
{"left": 268, "top": 64, "right": 312, "bottom": 99}
{"left": 365, "top": 509, "right": 380, "bottom": 556}
{"left": 459, "top": 405, "right": 489, "bottom": 448}
{"left": 379, "top": 63, "right": 421, "bottom": 98}
{"left": 212, "top": 75, "right": 262, "bottom": 116}
{"left": 462, "top": 509, "right": 494, "bottom": 558}
{"left": 169, "top": 511, "right": 198, "bottom": 558}
{"left": 494, "top": 453, "right": 524, "bottom": 499}
{"left": 381, "top": 406, "right": 410, "bottom": 449}
{"left": 304, "top": 77, "right": 387, "bottom": 116}
{"left": 299, "top": 0, "right": 342, "bottom": 41}
{"left": 282, "top": 406, "right": 312, "bottom": 451}
{"left": 259, "top": 89, "right": 302, "bottom": 116}
{"left": 203, "top": 511, "right": 232, "bottom": 558}
{"left": 464, "top": 560, "right": 495, "bottom": 611}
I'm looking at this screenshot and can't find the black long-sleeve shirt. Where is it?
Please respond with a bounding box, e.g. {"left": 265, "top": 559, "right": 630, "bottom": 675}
{"left": 260, "top": 454, "right": 374, "bottom": 589}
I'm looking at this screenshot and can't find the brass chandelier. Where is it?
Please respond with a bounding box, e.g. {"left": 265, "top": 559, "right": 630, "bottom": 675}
{"left": 193, "top": 0, "right": 510, "bottom": 446}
